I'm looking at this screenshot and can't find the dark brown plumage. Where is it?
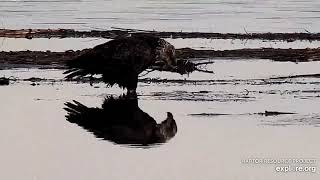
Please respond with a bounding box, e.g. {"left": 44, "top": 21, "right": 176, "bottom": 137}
{"left": 64, "top": 35, "right": 176, "bottom": 92}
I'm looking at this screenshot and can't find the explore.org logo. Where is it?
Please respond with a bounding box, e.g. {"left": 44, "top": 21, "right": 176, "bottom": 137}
{"left": 275, "top": 165, "right": 316, "bottom": 173}
{"left": 241, "top": 158, "right": 317, "bottom": 173}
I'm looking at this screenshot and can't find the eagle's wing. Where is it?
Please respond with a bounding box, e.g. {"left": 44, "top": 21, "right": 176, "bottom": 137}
{"left": 64, "top": 37, "right": 154, "bottom": 79}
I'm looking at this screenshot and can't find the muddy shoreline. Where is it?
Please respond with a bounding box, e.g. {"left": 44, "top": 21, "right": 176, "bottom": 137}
{"left": 1, "top": 28, "right": 320, "bottom": 41}
{"left": 1, "top": 48, "right": 320, "bottom": 70}
{"left": 3, "top": 72, "right": 319, "bottom": 86}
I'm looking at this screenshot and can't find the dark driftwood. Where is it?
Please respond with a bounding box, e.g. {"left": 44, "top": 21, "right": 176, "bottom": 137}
{"left": 1, "top": 28, "right": 320, "bottom": 41}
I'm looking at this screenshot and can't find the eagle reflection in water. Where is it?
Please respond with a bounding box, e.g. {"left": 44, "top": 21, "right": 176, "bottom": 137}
{"left": 64, "top": 94, "right": 177, "bottom": 147}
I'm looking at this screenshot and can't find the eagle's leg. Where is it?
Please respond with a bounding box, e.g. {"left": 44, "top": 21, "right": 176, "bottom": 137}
{"left": 126, "top": 74, "right": 138, "bottom": 97}
{"left": 127, "top": 89, "right": 137, "bottom": 97}
{"left": 89, "top": 75, "right": 94, "bottom": 86}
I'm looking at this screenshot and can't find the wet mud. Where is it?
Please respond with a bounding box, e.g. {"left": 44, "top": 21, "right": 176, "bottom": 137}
{"left": 0, "top": 50, "right": 80, "bottom": 69}
{"left": 1, "top": 28, "right": 320, "bottom": 41}
{"left": 177, "top": 48, "right": 320, "bottom": 62}
{"left": 4, "top": 71, "right": 320, "bottom": 87}
{"left": 1, "top": 47, "right": 320, "bottom": 71}
{"left": 189, "top": 111, "right": 297, "bottom": 117}
{"left": 190, "top": 112, "right": 320, "bottom": 127}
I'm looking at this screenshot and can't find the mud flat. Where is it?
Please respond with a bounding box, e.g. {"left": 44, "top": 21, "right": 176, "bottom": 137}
{"left": 1, "top": 47, "right": 320, "bottom": 70}
{"left": 0, "top": 50, "right": 80, "bottom": 69}
{"left": 1, "top": 28, "right": 320, "bottom": 41}
{"left": 177, "top": 47, "right": 320, "bottom": 62}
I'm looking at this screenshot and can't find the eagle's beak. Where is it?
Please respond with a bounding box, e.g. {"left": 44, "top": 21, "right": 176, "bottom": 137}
{"left": 170, "top": 57, "right": 177, "bottom": 67}
{"left": 154, "top": 60, "right": 165, "bottom": 66}
{"left": 154, "top": 60, "right": 176, "bottom": 71}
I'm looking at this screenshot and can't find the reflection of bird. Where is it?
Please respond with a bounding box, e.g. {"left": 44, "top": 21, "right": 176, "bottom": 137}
{"left": 64, "top": 95, "right": 177, "bottom": 147}
{"left": 64, "top": 35, "right": 176, "bottom": 93}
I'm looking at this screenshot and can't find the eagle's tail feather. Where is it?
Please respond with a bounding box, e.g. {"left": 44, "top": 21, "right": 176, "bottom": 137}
{"left": 64, "top": 53, "right": 95, "bottom": 79}
{"left": 64, "top": 69, "right": 89, "bottom": 79}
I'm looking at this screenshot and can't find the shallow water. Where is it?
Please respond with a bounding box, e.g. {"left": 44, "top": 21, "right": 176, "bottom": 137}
{"left": 1, "top": 59, "right": 320, "bottom": 179}
{"left": 2, "top": 37, "right": 320, "bottom": 52}
{"left": 1, "top": 0, "right": 320, "bottom": 32}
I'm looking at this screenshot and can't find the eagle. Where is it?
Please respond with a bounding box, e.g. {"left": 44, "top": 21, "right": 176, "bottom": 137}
{"left": 64, "top": 94, "right": 178, "bottom": 146}
{"left": 64, "top": 35, "right": 176, "bottom": 93}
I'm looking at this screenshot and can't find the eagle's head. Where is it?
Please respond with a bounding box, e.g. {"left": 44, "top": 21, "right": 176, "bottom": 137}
{"left": 155, "top": 39, "right": 177, "bottom": 69}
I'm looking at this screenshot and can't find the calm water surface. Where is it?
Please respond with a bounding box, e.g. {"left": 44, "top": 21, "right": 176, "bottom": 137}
{"left": 1, "top": 0, "right": 320, "bottom": 32}
{"left": 1, "top": 59, "right": 320, "bottom": 179}
{"left": 2, "top": 37, "right": 320, "bottom": 52}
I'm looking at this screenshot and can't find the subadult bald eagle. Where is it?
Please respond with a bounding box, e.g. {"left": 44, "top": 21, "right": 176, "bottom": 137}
{"left": 64, "top": 35, "right": 176, "bottom": 93}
